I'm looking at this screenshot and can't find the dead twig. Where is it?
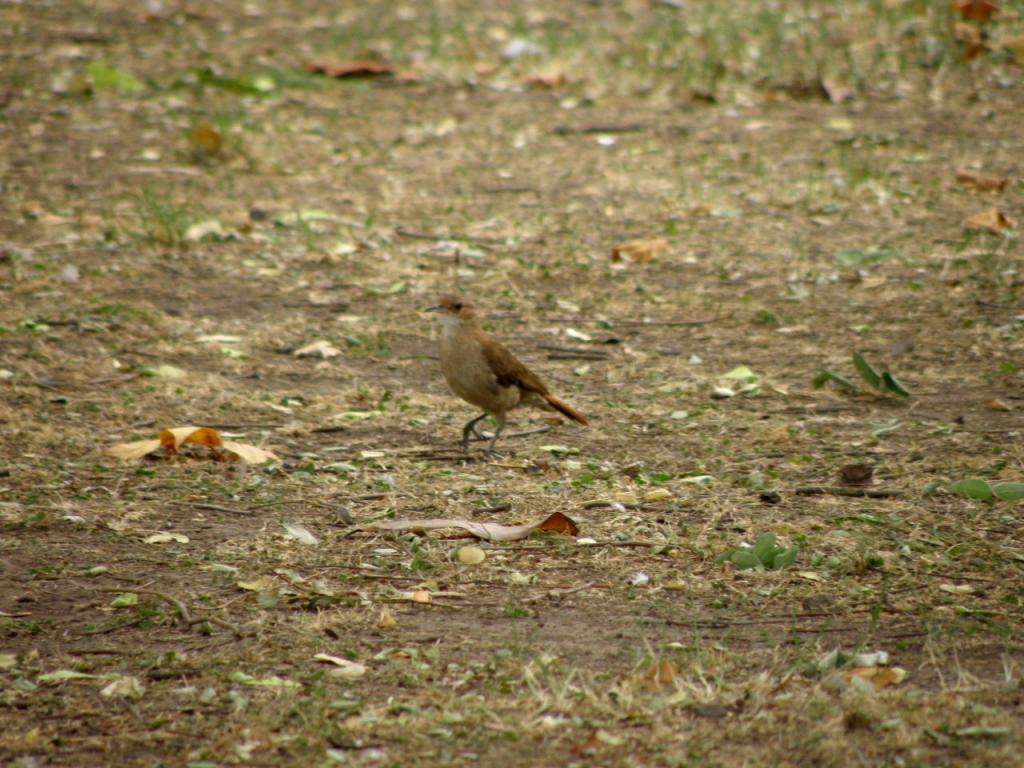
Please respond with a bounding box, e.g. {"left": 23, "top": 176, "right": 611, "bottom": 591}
{"left": 796, "top": 486, "right": 901, "bottom": 498}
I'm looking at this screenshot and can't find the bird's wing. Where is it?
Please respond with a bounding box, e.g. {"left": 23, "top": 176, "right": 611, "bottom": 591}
{"left": 481, "top": 340, "right": 549, "bottom": 395}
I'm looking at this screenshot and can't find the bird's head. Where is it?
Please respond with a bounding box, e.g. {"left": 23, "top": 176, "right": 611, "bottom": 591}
{"left": 424, "top": 295, "right": 477, "bottom": 325}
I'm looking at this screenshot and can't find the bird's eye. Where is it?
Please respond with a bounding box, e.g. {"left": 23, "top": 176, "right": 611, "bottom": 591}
{"left": 453, "top": 303, "right": 463, "bottom": 311}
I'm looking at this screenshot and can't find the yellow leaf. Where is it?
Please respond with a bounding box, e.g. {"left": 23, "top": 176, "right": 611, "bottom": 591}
{"left": 611, "top": 238, "right": 667, "bottom": 264}
{"left": 222, "top": 440, "right": 280, "bottom": 464}
{"left": 964, "top": 208, "right": 1013, "bottom": 234}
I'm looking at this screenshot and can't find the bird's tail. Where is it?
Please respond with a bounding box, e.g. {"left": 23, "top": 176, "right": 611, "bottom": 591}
{"left": 543, "top": 394, "right": 589, "bottom": 425}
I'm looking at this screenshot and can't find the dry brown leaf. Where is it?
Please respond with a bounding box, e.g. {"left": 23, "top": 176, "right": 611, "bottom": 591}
{"left": 642, "top": 660, "right": 677, "bottom": 692}
{"left": 844, "top": 666, "right": 907, "bottom": 690}
{"left": 524, "top": 70, "right": 566, "bottom": 88}
{"left": 821, "top": 78, "right": 853, "bottom": 105}
{"left": 104, "top": 426, "right": 279, "bottom": 464}
{"left": 364, "top": 511, "right": 579, "bottom": 542}
{"left": 998, "top": 33, "right": 1024, "bottom": 65}
{"left": 190, "top": 122, "right": 222, "bottom": 156}
{"left": 293, "top": 340, "right": 342, "bottom": 358}
{"left": 534, "top": 511, "right": 580, "bottom": 536}
{"left": 304, "top": 60, "right": 395, "bottom": 78}
{"left": 986, "top": 398, "right": 1012, "bottom": 412}
{"left": 952, "top": 0, "right": 998, "bottom": 20}
{"left": 955, "top": 168, "right": 1008, "bottom": 191}
{"left": 611, "top": 238, "right": 667, "bottom": 264}
{"left": 570, "top": 733, "right": 603, "bottom": 757}
{"left": 963, "top": 208, "right": 1013, "bottom": 233}
{"left": 952, "top": 22, "right": 986, "bottom": 59}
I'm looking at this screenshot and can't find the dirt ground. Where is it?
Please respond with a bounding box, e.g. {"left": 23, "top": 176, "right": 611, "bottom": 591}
{"left": 2, "top": 1, "right": 1023, "bottom": 766}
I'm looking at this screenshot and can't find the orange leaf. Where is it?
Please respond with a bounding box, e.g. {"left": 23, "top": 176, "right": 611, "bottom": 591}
{"left": 845, "top": 666, "right": 907, "bottom": 690}
{"left": 570, "top": 733, "right": 603, "bottom": 757}
{"left": 534, "top": 511, "right": 580, "bottom": 536}
{"left": 964, "top": 208, "right": 1013, "bottom": 233}
{"left": 611, "top": 238, "right": 667, "bottom": 264}
{"left": 952, "top": 22, "right": 986, "bottom": 59}
{"left": 643, "top": 660, "right": 677, "bottom": 692}
{"left": 304, "top": 60, "right": 394, "bottom": 78}
{"left": 952, "top": 0, "right": 998, "bottom": 21}
{"left": 159, "top": 426, "right": 223, "bottom": 453}
{"left": 955, "top": 168, "right": 1008, "bottom": 192}
{"left": 190, "top": 122, "right": 222, "bottom": 155}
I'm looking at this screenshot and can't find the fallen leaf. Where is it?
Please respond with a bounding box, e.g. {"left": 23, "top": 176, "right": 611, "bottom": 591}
{"left": 642, "top": 660, "right": 677, "bottom": 692}
{"left": 643, "top": 488, "right": 674, "bottom": 503}
{"left": 939, "top": 583, "right": 975, "bottom": 594}
{"left": 104, "top": 426, "right": 278, "bottom": 464}
{"left": 38, "top": 670, "right": 100, "bottom": 683}
{"left": 100, "top": 675, "right": 145, "bottom": 699}
{"left": 294, "top": 340, "right": 341, "bottom": 358}
{"left": 611, "top": 238, "right": 667, "bottom": 264}
{"left": 952, "top": 22, "right": 986, "bottom": 59}
{"left": 364, "top": 512, "right": 579, "bottom": 542}
{"left": 378, "top": 608, "right": 398, "bottom": 630}
{"left": 229, "top": 671, "right": 301, "bottom": 689}
{"left": 952, "top": 0, "right": 998, "bottom": 21}
{"left": 821, "top": 78, "right": 853, "bottom": 104}
{"left": 144, "top": 531, "right": 189, "bottom": 544}
{"left": 313, "top": 653, "right": 367, "bottom": 678}
{"left": 221, "top": 440, "right": 280, "bottom": 464}
{"left": 964, "top": 208, "right": 1013, "bottom": 233}
{"left": 185, "top": 219, "right": 229, "bottom": 242}
{"left": 236, "top": 576, "right": 277, "bottom": 592}
{"left": 524, "top": 70, "right": 566, "bottom": 88}
{"left": 998, "top": 32, "right": 1024, "bottom": 65}
{"left": 282, "top": 522, "right": 319, "bottom": 546}
{"left": 411, "top": 590, "right": 432, "bottom": 604}
{"left": 844, "top": 666, "right": 907, "bottom": 690}
{"left": 190, "top": 122, "right": 222, "bottom": 156}
{"left": 986, "top": 398, "right": 1012, "bottom": 412}
{"left": 956, "top": 168, "right": 1008, "bottom": 192}
{"left": 304, "top": 60, "right": 395, "bottom": 78}
{"left": 0, "top": 654, "right": 17, "bottom": 670}
{"left": 570, "top": 733, "right": 603, "bottom": 757}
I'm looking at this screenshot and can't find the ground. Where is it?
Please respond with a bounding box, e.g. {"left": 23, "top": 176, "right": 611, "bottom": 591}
{"left": 1, "top": 1, "right": 1023, "bottom": 766}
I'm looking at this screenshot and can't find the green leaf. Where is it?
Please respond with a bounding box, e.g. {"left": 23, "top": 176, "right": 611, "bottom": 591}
{"left": 752, "top": 532, "right": 777, "bottom": 561}
{"left": 110, "top": 592, "right": 138, "bottom": 608}
{"left": 832, "top": 513, "right": 886, "bottom": 525}
{"left": 852, "top": 352, "right": 882, "bottom": 390}
{"left": 880, "top": 372, "right": 910, "bottom": 397}
{"left": 730, "top": 551, "right": 761, "bottom": 570}
{"left": 991, "top": 482, "right": 1024, "bottom": 501}
{"left": 366, "top": 280, "right": 407, "bottom": 297}
{"left": 950, "top": 479, "right": 994, "bottom": 501}
{"left": 772, "top": 546, "right": 798, "bottom": 570}
{"left": 813, "top": 368, "right": 856, "bottom": 391}
{"left": 721, "top": 365, "right": 759, "bottom": 383}
{"left": 86, "top": 62, "right": 145, "bottom": 94}
{"left": 834, "top": 246, "right": 901, "bottom": 267}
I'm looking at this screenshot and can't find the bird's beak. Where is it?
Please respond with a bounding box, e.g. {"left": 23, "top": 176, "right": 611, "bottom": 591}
{"left": 423, "top": 304, "right": 442, "bottom": 313}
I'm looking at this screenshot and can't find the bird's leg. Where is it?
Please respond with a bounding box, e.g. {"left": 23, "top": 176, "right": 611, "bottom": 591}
{"left": 484, "top": 413, "right": 507, "bottom": 456}
{"left": 461, "top": 413, "right": 489, "bottom": 451}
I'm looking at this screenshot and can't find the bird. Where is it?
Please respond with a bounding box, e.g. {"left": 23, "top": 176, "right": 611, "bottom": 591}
{"left": 425, "top": 295, "right": 588, "bottom": 454}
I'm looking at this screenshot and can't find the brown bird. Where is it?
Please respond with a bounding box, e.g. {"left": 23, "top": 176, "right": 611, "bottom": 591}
{"left": 425, "top": 295, "right": 588, "bottom": 454}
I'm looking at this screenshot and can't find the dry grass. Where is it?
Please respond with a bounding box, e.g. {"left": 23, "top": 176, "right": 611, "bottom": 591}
{"left": 1, "top": 1, "right": 1023, "bottom": 766}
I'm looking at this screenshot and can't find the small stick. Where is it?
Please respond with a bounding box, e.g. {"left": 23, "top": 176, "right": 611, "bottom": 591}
{"left": 796, "top": 486, "right": 901, "bottom": 498}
